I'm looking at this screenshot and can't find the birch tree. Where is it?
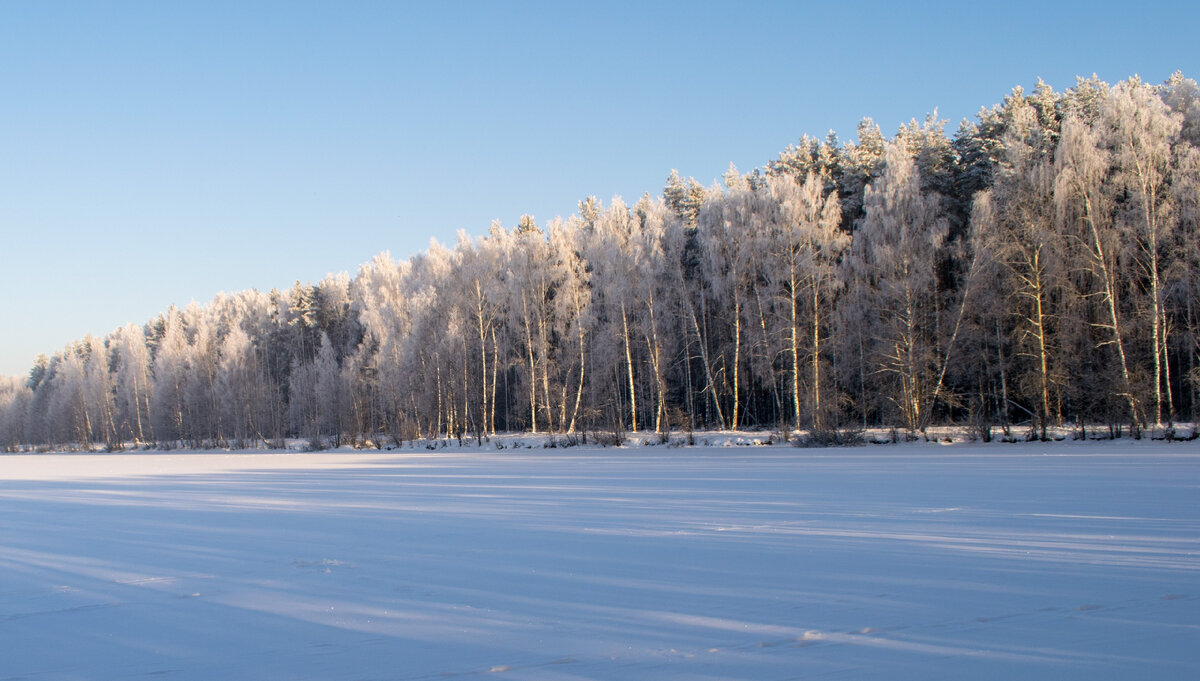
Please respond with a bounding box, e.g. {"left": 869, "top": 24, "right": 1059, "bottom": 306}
{"left": 81, "top": 335, "right": 116, "bottom": 448}
{"left": 151, "top": 308, "right": 189, "bottom": 445}
{"left": 631, "top": 195, "right": 674, "bottom": 432}
{"left": 457, "top": 228, "right": 504, "bottom": 435}
{"left": 698, "top": 177, "right": 754, "bottom": 429}
{"left": 111, "top": 323, "right": 153, "bottom": 444}
{"left": 971, "top": 98, "right": 1067, "bottom": 435}
{"left": 1104, "top": 77, "right": 1183, "bottom": 424}
{"left": 1055, "top": 112, "right": 1142, "bottom": 423}
{"left": 846, "top": 141, "right": 949, "bottom": 431}
{"left": 760, "top": 173, "right": 845, "bottom": 430}
{"left": 0, "top": 376, "right": 32, "bottom": 451}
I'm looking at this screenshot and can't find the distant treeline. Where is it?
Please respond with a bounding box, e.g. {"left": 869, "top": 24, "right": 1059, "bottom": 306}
{"left": 3, "top": 73, "right": 1199, "bottom": 450}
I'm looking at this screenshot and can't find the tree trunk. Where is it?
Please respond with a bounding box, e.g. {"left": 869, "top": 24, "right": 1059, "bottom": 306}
{"left": 1083, "top": 192, "right": 1141, "bottom": 423}
{"left": 731, "top": 299, "right": 741, "bottom": 431}
{"left": 644, "top": 293, "right": 667, "bottom": 433}
{"left": 811, "top": 283, "right": 822, "bottom": 432}
{"left": 689, "top": 306, "right": 725, "bottom": 428}
{"left": 490, "top": 328, "right": 499, "bottom": 435}
{"left": 522, "top": 298, "right": 537, "bottom": 434}
{"left": 475, "top": 283, "right": 490, "bottom": 436}
{"left": 790, "top": 274, "right": 802, "bottom": 431}
{"left": 621, "top": 302, "right": 637, "bottom": 433}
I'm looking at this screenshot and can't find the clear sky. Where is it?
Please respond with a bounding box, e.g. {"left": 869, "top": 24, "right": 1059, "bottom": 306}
{"left": 1, "top": 0, "right": 1196, "bottom": 377}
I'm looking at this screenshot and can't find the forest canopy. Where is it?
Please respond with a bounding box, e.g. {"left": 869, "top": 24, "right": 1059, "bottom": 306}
{"left": 3, "top": 73, "right": 1199, "bottom": 449}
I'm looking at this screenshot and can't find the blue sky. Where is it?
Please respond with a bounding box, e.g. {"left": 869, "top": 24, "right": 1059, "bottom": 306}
{"left": 1, "top": 1, "right": 1196, "bottom": 377}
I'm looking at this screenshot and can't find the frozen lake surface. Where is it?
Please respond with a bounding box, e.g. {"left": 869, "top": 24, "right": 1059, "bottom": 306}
{"left": 1, "top": 439, "right": 1198, "bottom": 679}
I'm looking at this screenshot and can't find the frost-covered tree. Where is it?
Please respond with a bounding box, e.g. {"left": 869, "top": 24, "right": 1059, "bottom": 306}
{"left": 0, "top": 375, "right": 32, "bottom": 450}
{"left": 1170, "top": 135, "right": 1200, "bottom": 418}
{"left": 968, "top": 95, "right": 1069, "bottom": 436}
{"left": 182, "top": 304, "right": 220, "bottom": 445}
{"left": 502, "top": 219, "right": 554, "bottom": 432}
{"left": 697, "top": 175, "right": 757, "bottom": 430}
{"left": 111, "top": 323, "right": 153, "bottom": 444}
{"left": 630, "top": 195, "right": 676, "bottom": 433}
{"left": 586, "top": 198, "right": 648, "bottom": 432}
{"left": 1103, "top": 77, "right": 1184, "bottom": 424}
{"left": 664, "top": 170, "right": 705, "bottom": 229}
{"left": 456, "top": 228, "right": 504, "bottom": 435}
{"left": 845, "top": 141, "right": 950, "bottom": 431}
{"left": 754, "top": 173, "right": 845, "bottom": 430}
{"left": 81, "top": 335, "right": 116, "bottom": 448}
{"left": 288, "top": 356, "right": 319, "bottom": 438}
{"left": 349, "top": 252, "right": 413, "bottom": 438}
{"left": 838, "top": 118, "right": 888, "bottom": 230}
{"left": 216, "top": 324, "right": 259, "bottom": 447}
{"left": 1159, "top": 71, "right": 1200, "bottom": 146}
{"left": 661, "top": 191, "right": 725, "bottom": 430}
{"left": 1055, "top": 110, "right": 1141, "bottom": 423}
{"left": 151, "top": 307, "right": 190, "bottom": 445}
{"left": 312, "top": 332, "right": 347, "bottom": 441}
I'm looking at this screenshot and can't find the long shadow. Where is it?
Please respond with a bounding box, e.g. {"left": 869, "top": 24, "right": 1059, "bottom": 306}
{"left": 1, "top": 448, "right": 1197, "bottom": 679}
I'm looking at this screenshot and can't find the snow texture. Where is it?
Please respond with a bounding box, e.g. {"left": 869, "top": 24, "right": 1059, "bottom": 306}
{"left": 1, "top": 440, "right": 1197, "bottom": 679}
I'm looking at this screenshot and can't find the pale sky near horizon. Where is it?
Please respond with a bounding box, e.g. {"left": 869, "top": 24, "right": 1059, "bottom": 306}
{"left": 1, "top": 1, "right": 1196, "bottom": 377}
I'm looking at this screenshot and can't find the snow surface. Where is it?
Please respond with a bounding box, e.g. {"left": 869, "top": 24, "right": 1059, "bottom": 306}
{"left": 1, "top": 439, "right": 1197, "bottom": 680}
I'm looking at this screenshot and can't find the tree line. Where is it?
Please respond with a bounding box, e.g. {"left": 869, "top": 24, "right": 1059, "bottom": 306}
{"left": 2, "top": 73, "right": 1199, "bottom": 449}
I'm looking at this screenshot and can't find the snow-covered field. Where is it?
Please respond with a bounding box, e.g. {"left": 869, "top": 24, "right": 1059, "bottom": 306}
{"left": 1, "top": 440, "right": 1197, "bottom": 680}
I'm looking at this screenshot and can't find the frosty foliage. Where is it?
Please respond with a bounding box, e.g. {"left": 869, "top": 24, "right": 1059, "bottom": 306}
{"left": 4, "top": 73, "right": 1200, "bottom": 449}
